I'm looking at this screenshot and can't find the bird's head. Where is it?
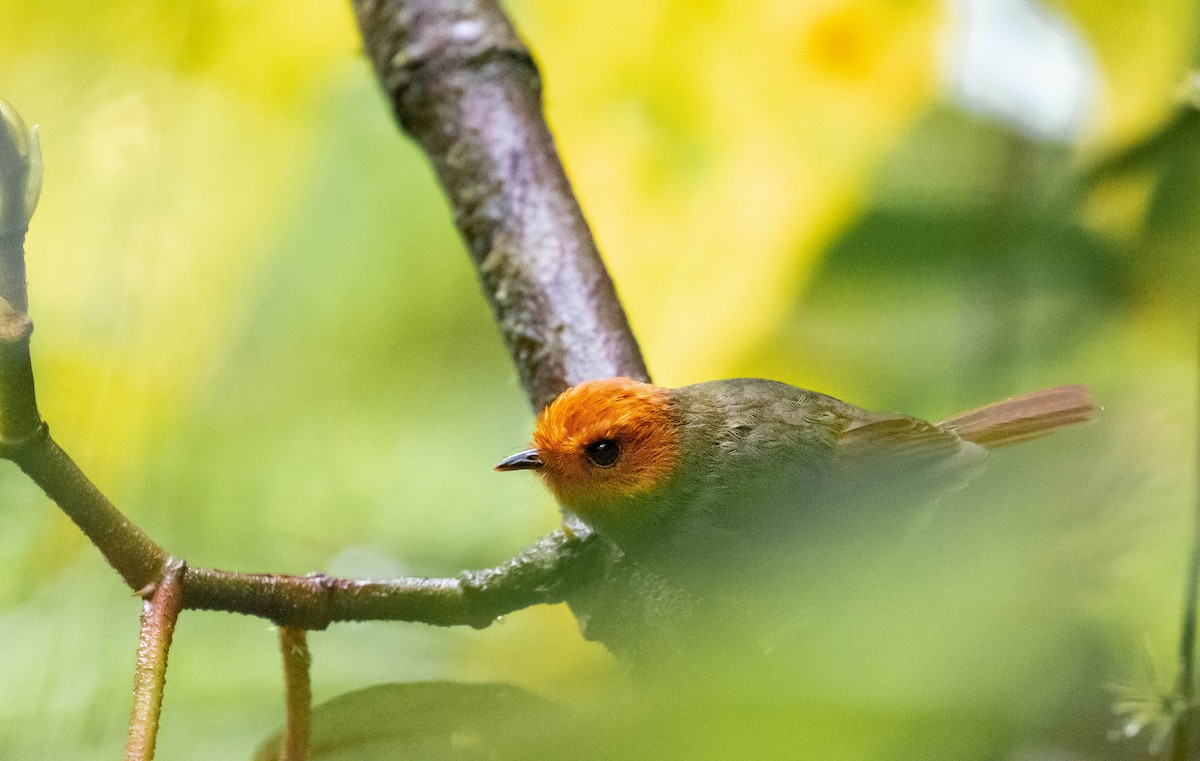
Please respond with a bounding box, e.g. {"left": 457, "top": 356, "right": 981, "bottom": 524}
{"left": 495, "top": 377, "right": 681, "bottom": 528}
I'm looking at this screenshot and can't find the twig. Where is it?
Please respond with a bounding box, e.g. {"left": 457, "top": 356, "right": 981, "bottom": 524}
{"left": 4, "top": 415, "right": 603, "bottom": 628}
{"left": 179, "top": 528, "right": 605, "bottom": 629}
{"left": 0, "top": 99, "right": 43, "bottom": 444}
{"left": 6, "top": 429, "right": 169, "bottom": 591}
{"left": 350, "top": 0, "right": 650, "bottom": 410}
{"left": 278, "top": 627, "right": 312, "bottom": 761}
{"left": 125, "top": 559, "right": 186, "bottom": 761}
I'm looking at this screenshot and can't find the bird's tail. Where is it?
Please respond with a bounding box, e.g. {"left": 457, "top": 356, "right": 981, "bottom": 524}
{"left": 937, "top": 384, "right": 1095, "bottom": 449}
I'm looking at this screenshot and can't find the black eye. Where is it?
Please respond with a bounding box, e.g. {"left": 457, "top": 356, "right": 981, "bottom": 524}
{"left": 584, "top": 438, "right": 621, "bottom": 468}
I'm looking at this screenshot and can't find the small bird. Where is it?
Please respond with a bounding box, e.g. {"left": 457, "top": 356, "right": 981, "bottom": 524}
{"left": 496, "top": 377, "right": 1093, "bottom": 557}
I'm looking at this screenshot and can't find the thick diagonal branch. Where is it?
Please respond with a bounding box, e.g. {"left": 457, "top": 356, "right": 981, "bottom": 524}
{"left": 351, "top": 0, "right": 650, "bottom": 410}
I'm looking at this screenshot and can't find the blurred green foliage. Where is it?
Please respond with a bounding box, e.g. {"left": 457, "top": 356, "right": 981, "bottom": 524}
{"left": 0, "top": 0, "right": 1196, "bottom": 759}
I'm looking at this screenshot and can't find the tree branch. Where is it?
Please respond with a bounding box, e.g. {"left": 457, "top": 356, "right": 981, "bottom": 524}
{"left": 125, "top": 559, "right": 185, "bottom": 761}
{"left": 7, "top": 420, "right": 606, "bottom": 629}
{"left": 6, "top": 429, "right": 169, "bottom": 591}
{"left": 350, "top": 0, "right": 650, "bottom": 410}
{"left": 179, "top": 529, "right": 605, "bottom": 629}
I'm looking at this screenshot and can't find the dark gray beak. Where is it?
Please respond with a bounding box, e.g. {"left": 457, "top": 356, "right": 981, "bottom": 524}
{"left": 494, "top": 448, "right": 544, "bottom": 472}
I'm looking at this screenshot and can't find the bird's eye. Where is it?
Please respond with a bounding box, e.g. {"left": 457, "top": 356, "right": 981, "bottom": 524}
{"left": 584, "top": 438, "right": 621, "bottom": 468}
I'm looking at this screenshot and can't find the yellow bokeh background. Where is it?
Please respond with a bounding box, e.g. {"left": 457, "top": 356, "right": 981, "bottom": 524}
{"left": 527, "top": 0, "right": 941, "bottom": 383}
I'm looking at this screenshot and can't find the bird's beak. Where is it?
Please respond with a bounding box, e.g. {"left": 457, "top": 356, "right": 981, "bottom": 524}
{"left": 494, "top": 448, "right": 544, "bottom": 472}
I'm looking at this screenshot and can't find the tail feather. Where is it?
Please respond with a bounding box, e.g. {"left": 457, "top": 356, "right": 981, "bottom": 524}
{"left": 937, "top": 384, "right": 1094, "bottom": 449}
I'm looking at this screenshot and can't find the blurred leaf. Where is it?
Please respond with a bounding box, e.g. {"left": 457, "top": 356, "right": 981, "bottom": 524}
{"left": 253, "top": 682, "right": 566, "bottom": 761}
{"left": 752, "top": 106, "right": 1133, "bottom": 409}
{"left": 1076, "top": 106, "right": 1200, "bottom": 319}
{"left": 1080, "top": 109, "right": 1200, "bottom": 189}
{"left": 1055, "top": 0, "right": 1199, "bottom": 150}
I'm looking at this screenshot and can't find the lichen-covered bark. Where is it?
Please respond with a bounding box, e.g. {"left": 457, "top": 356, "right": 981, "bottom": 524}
{"left": 351, "top": 0, "right": 650, "bottom": 410}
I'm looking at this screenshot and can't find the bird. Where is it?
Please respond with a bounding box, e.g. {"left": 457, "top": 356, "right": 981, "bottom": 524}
{"left": 495, "top": 377, "right": 1094, "bottom": 560}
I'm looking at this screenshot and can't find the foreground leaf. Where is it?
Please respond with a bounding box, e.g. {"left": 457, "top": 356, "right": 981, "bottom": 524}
{"left": 253, "top": 682, "right": 567, "bottom": 761}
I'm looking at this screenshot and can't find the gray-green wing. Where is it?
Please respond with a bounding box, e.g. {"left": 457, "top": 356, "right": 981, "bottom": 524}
{"left": 833, "top": 413, "right": 988, "bottom": 505}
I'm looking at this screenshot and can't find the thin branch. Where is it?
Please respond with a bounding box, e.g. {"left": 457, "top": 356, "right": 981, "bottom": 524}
{"left": 4, "top": 405, "right": 604, "bottom": 631}
{"left": 125, "top": 559, "right": 186, "bottom": 761}
{"left": 6, "top": 429, "right": 168, "bottom": 591}
{"left": 278, "top": 627, "right": 312, "bottom": 761}
{"left": 5, "top": 413, "right": 602, "bottom": 626}
{"left": 180, "top": 528, "right": 604, "bottom": 628}
{"left": 350, "top": 0, "right": 650, "bottom": 410}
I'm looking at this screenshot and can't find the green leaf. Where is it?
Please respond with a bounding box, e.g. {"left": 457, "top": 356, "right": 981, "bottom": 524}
{"left": 253, "top": 682, "right": 568, "bottom": 761}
